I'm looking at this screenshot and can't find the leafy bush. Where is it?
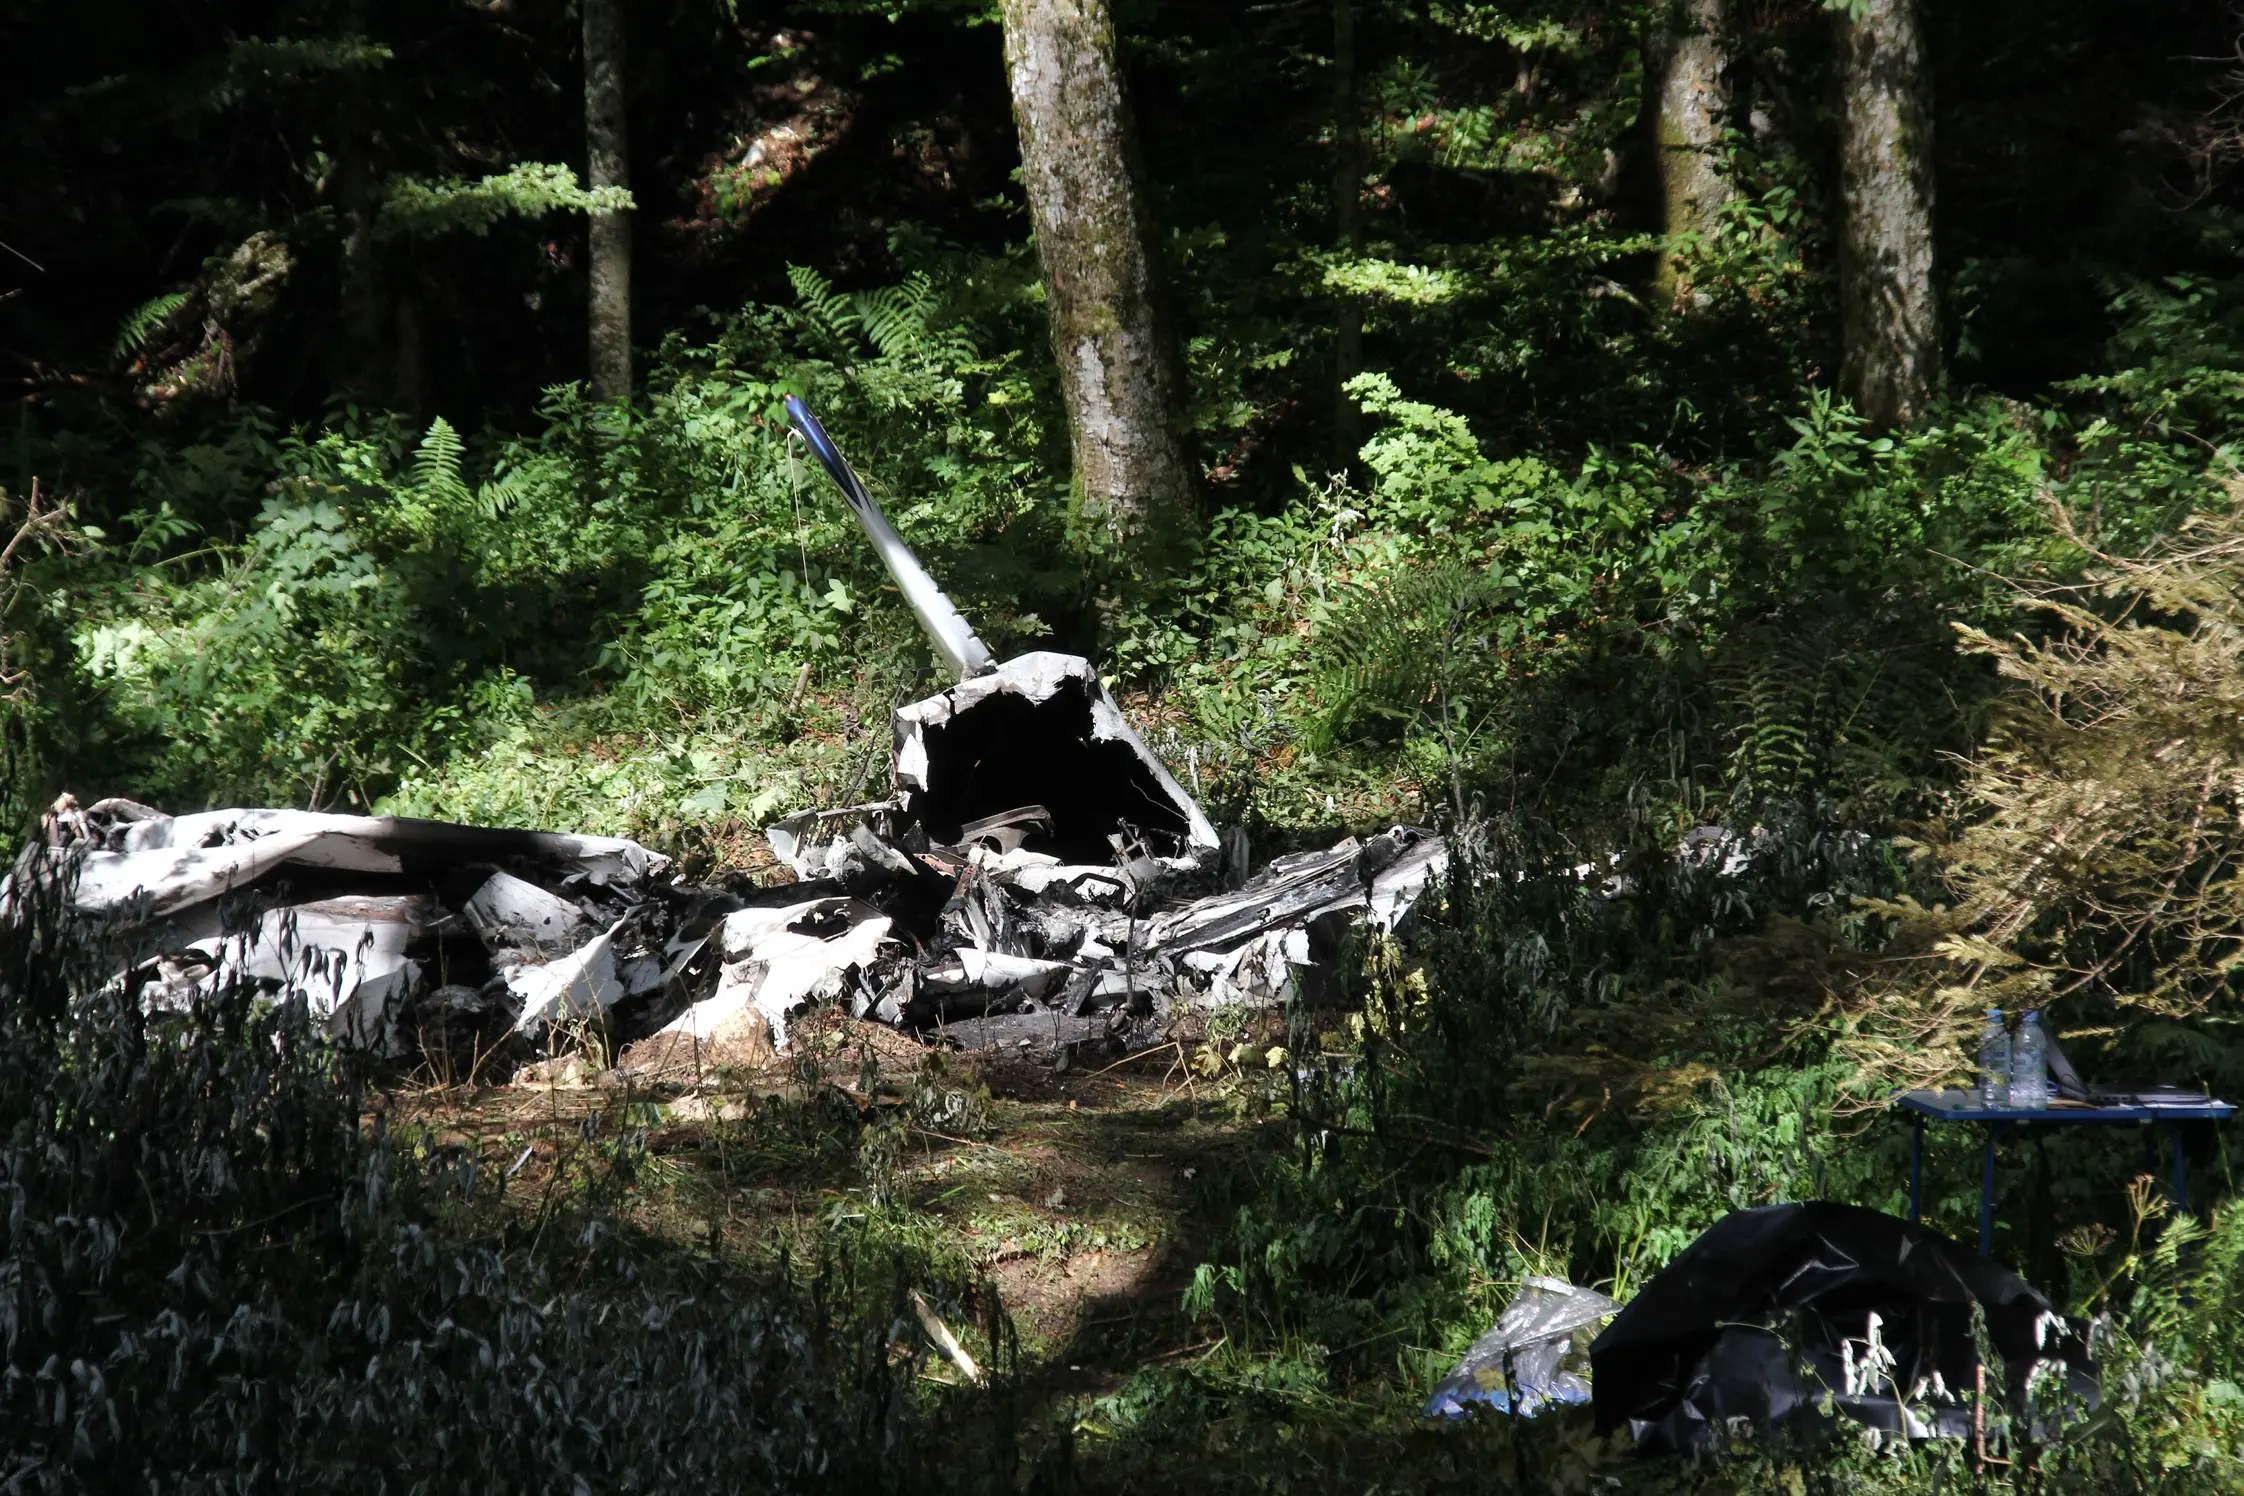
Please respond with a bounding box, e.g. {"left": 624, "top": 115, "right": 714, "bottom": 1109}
{"left": 55, "top": 242, "right": 1068, "bottom": 819}
{"left": 1163, "top": 374, "right": 2060, "bottom": 833}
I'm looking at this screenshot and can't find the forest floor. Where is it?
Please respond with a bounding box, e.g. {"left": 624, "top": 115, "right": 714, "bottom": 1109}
{"left": 391, "top": 1012, "right": 1274, "bottom": 1401}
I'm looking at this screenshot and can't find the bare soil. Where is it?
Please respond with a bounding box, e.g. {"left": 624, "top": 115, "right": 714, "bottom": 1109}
{"left": 386, "top": 1011, "right": 1270, "bottom": 1386}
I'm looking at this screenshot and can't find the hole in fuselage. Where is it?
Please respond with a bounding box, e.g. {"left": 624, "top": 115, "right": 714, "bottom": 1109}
{"left": 900, "top": 676, "right": 1194, "bottom": 863}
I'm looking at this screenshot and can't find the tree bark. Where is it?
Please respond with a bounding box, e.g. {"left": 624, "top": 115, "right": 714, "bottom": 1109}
{"left": 583, "top": 0, "right": 631, "bottom": 402}
{"left": 1331, "top": 0, "right": 1363, "bottom": 470}
{"left": 392, "top": 277, "right": 425, "bottom": 416}
{"left": 336, "top": 157, "right": 387, "bottom": 402}
{"left": 1838, "top": 0, "right": 1936, "bottom": 429}
{"left": 1652, "top": 0, "right": 1732, "bottom": 308}
{"left": 333, "top": 5, "right": 390, "bottom": 408}
{"left": 1000, "top": 0, "right": 1197, "bottom": 552}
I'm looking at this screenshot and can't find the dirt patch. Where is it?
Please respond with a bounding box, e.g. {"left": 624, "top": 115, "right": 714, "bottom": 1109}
{"left": 616, "top": 1025, "right": 775, "bottom": 1082}
{"left": 380, "top": 1021, "right": 1257, "bottom": 1387}
{"left": 990, "top": 1245, "right": 1170, "bottom": 1352}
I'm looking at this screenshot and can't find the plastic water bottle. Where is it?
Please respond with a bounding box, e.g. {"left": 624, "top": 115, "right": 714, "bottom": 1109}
{"left": 1977, "top": 1009, "right": 2011, "bottom": 1109}
{"left": 2010, "top": 1011, "right": 2052, "bottom": 1110}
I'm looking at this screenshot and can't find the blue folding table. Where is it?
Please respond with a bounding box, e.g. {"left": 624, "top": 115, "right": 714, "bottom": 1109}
{"left": 1898, "top": 1089, "right": 2233, "bottom": 1257}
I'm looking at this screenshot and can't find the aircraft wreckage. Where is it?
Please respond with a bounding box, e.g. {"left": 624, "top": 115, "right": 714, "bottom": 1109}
{"left": 3, "top": 398, "right": 1445, "bottom": 1071}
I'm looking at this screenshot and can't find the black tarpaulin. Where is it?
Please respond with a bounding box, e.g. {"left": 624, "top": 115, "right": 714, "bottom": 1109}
{"left": 1591, "top": 1202, "right": 2096, "bottom": 1453}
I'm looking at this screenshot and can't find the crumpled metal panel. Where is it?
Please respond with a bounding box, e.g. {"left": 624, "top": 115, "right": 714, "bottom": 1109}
{"left": 10, "top": 796, "right": 679, "bottom": 1061}
{"left": 890, "top": 651, "right": 1219, "bottom": 871}
{"left": 658, "top": 897, "right": 895, "bottom": 1049}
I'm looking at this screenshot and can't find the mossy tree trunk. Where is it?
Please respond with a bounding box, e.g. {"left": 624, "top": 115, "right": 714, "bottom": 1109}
{"left": 1001, "top": 0, "right": 1197, "bottom": 553}
{"left": 584, "top": 0, "right": 631, "bottom": 402}
{"left": 1652, "top": 0, "right": 1732, "bottom": 308}
{"left": 1838, "top": 0, "right": 1936, "bottom": 428}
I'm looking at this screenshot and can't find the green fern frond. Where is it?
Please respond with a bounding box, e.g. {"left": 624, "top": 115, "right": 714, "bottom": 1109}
{"left": 477, "top": 465, "right": 533, "bottom": 520}
{"left": 1722, "top": 629, "right": 1825, "bottom": 795}
{"left": 114, "top": 292, "right": 191, "bottom": 363}
{"left": 412, "top": 417, "right": 470, "bottom": 509}
{"left": 1312, "top": 557, "right": 1505, "bottom": 744}
{"left": 788, "top": 266, "right": 978, "bottom": 368}
{"left": 787, "top": 265, "right": 858, "bottom": 338}
{"left": 855, "top": 275, "right": 937, "bottom": 360}
{"left": 1714, "top": 608, "right": 1957, "bottom": 805}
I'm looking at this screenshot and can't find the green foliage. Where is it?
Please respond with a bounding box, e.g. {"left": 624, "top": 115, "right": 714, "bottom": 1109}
{"left": 111, "top": 291, "right": 191, "bottom": 362}
{"left": 1320, "top": 258, "right": 1472, "bottom": 307}
{"left": 80, "top": 472, "right": 423, "bottom": 808}
{"left": 1182, "top": 366, "right": 2061, "bottom": 829}
{"left": 1711, "top": 607, "right": 1962, "bottom": 813}
{"left": 44, "top": 241, "right": 1064, "bottom": 821}
{"left": 1311, "top": 557, "right": 1508, "bottom": 817}
{"left": 1844, "top": 492, "right": 2244, "bottom": 1098}
{"left": 377, "top": 163, "right": 635, "bottom": 241}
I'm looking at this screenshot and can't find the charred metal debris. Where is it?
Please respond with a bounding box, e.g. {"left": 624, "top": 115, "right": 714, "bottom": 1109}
{"left": 5, "top": 401, "right": 1445, "bottom": 1071}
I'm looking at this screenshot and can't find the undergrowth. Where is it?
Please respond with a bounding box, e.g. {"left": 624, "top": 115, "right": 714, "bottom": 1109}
{"left": 0, "top": 847, "right": 1029, "bottom": 1493}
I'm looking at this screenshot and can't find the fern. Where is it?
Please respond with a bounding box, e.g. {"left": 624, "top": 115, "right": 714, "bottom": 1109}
{"left": 855, "top": 275, "right": 937, "bottom": 360}
{"left": 1718, "top": 621, "right": 1827, "bottom": 799}
{"left": 407, "top": 418, "right": 536, "bottom": 524}
{"left": 1713, "top": 605, "right": 1959, "bottom": 813}
{"left": 113, "top": 291, "right": 190, "bottom": 363}
{"left": 476, "top": 464, "right": 532, "bottom": 520}
{"left": 412, "top": 417, "right": 470, "bottom": 511}
{"left": 1311, "top": 557, "right": 1507, "bottom": 778}
{"left": 787, "top": 265, "right": 972, "bottom": 368}
{"left": 787, "top": 265, "right": 859, "bottom": 338}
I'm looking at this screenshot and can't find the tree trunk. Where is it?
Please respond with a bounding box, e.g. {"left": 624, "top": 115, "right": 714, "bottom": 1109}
{"left": 392, "top": 277, "right": 425, "bottom": 416}
{"left": 1000, "top": 0, "right": 1196, "bottom": 552}
{"left": 333, "top": 12, "right": 390, "bottom": 408}
{"left": 336, "top": 165, "right": 387, "bottom": 402}
{"left": 1838, "top": 0, "right": 1936, "bottom": 429}
{"left": 583, "top": 0, "right": 631, "bottom": 402}
{"left": 1331, "top": 0, "right": 1363, "bottom": 470}
{"left": 1652, "top": 0, "right": 1732, "bottom": 308}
